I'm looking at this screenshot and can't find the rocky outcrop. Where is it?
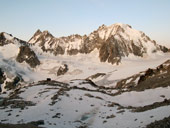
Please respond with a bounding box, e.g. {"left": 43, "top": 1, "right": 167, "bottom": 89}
{"left": 0, "top": 123, "right": 42, "bottom": 128}
{"left": 87, "top": 73, "right": 106, "bottom": 80}
{"left": 116, "top": 59, "right": 170, "bottom": 91}
{"left": 99, "top": 36, "right": 122, "bottom": 64}
{"left": 0, "top": 68, "right": 6, "bottom": 85}
{"left": 16, "top": 45, "right": 40, "bottom": 68}
{"left": 0, "top": 32, "right": 27, "bottom": 46}
{"left": 57, "top": 64, "right": 69, "bottom": 76}
{"left": 0, "top": 68, "right": 6, "bottom": 92}
{"left": 5, "top": 76, "right": 22, "bottom": 90}
{"left": 146, "top": 115, "right": 170, "bottom": 128}
{"left": 0, "top": 32, "right": 13, "bottom": 46}
{"left": 28, "top": 23, "right": 169, "bottom": 65}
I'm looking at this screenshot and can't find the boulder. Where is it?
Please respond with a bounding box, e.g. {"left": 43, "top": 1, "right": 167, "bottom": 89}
{"left": 57, "top": 64, "right": 68, "bottom": 76}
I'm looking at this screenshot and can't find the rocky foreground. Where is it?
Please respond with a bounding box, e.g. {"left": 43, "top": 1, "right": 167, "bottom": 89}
{"left": 0, "top": 76, "right": 170, "bottom": 128}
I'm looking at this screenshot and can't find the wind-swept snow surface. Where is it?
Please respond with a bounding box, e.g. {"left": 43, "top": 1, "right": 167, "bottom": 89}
{"left": 1, "top": 80, "right": 170, "bottom": 128}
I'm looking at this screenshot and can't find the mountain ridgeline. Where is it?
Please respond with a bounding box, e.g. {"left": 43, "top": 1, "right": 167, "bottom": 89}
{"left": 0, "top": 32, "right": 40, "bottom": 68}
{"left": 29, "top": 23, "right": 169, "bottom": 64}
{"left": 1, "top": 23, "right": 170, "bottom": 128}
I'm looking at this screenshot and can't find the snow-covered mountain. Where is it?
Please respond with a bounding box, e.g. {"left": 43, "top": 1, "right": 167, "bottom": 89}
{"left": 1, "top": 23, "right": 170, "bottom": 128}
{"left": 29, "top": 23, "right": 169, "bottom": 64}
{"left": 0, "top": 32, "right": 40, "bottom": 67}
{"left": 0, "top": 32, "right": 40, "bottom": 92}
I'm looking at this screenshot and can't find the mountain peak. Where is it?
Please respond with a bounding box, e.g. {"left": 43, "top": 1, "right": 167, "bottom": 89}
{"left": 0, "top": 32, "right": 13, "bottom": 40}
{"left": 92, "top": 23, "right": 136, "bottom": 41}
{"left": 29, "top": 29, "right": 54, "bottom": 44}
{"left": 28, "top": 23, "right": 169, "bottom": 65}
{"left": 42, "top": 30, "right": 53, "bottom": 37}
{"left": 0, "top": 32, "right": 15, "bottom": 46}
{"left": 35, "top": 29, "right": 42, "bottom": 35}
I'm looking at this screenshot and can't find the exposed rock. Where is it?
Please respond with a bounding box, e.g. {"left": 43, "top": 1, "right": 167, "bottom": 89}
{"left": 99, "top": 36, "right": 122, "bottom": 64}
{"left": 131, "top": 42, "right": 143, "bottom": 56}
{"left": 67, "top": 49, "right": 79, "bottom": 55}
{"left": 0, "top": 68, "right": 6, "bottom": 92}
{"left": 16, "top": 45, "right": 40, "bottom": 68}
{"left": 57, "top": 64, "right": 68, "bottom": 76}
{"left": 138, "top": 68, "right": 154, "bottom": 84}
{"left": 130, "top": 98, "right": 170, "bottom": 113}
{"left": 28, "top": 120, "right": 44, "bottom": 126}
{"left": 0, "top": 123, "right": 42, "bottom": 128}
{"left": 116, "top": 59, "right": 170, "bottom": 91}
{"left": 0, "top": 32, "right": 12, "bottom": 46}
{"left": 84, "top": 93, "right": 94, "bottom": 98}
{"left": 53, "top": 45, "right": 65, "bottom": 55}
{"left": 46, "top": 78, "right": 51, "bottom": 81}
{"left": 0, "top": 99, "right": 36, "bottom": 110}
{"left": 0, "top": 32, "right": 27, "bottom": 46}
{"left": 106, "top": 114, "right": 116, "bottom": 119}
{"left": 5, "top": 76, "right": 22, "bottom": 90}
{"left": 159, "top": 45, "right": 169, "bottom": 53}
{"left": 0, "top": 68, "right": 6, "bottom": 85}
{"left": 28, "top": 23, "right": 169, "bottom": 65}
{"left": 146, "top": 115, "right": 170, "bottom": 128}
{"left": 52, "top": 113, "right": 61, "bottom": 118}
{"left": 87, "top": 73, "right": 106, "bottom": 80}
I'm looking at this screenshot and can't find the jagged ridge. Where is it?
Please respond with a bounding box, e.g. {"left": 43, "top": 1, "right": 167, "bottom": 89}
{"left": 0, "top": 32, "right": 40, "bottom": 68}
{"left": 115, "top": 59, "right": 170, "bottom": 91}
{"left": 29, "top": 23, "right": 169, "bottom": 64}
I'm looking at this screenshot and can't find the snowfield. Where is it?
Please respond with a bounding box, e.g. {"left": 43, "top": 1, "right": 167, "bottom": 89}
{"left": 1, "top": 81, "right": 170, "bottom": 128}
{"left": 0, "top": 46, "right": 170, "bottom": 128}
{"left": 0, "top": 29, "right": 170, "bottom": 128}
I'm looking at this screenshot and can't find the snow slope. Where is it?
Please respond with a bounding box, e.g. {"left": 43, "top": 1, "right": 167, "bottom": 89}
{"left": 0, "top": 25, "right": 170, "bottom": 128}
{"left": 1, "top": 80, "right": 170, "bottom": 128}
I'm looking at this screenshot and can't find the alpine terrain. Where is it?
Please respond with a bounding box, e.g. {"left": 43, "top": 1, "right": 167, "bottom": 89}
{"left": 0, "top": 23, "right": 170, "bottom": 128}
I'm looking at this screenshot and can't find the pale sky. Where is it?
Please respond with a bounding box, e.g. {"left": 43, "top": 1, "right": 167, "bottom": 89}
{"left": 0, "top": 0, "right": 170, "bottom": 47}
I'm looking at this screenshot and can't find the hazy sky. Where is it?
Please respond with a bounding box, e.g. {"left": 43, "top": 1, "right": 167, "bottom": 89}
{"left": 0, "top": 0, "right": 170, "bottom": 47}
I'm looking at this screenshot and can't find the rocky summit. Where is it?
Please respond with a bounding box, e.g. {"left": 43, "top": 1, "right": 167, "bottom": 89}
{"left": 29, "top": 23, "right": 168, "bottom": 64}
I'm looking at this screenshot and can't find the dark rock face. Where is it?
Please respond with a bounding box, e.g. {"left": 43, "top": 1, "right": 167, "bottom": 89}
{"left": 67, "top": 49, "right": 79, "bottom": 55}
{"left": 146, "top": 115, "right": 170, "bottom": 128}
{"left": 54, "top": 45, "right": 65, "bottom": 55}
{"left": 159, "top": 45, "right": 169, "bottom": 53}
{"left": 16, "top": 45, "right": 40, "bottom": 68}
{"left": 87, "top": 73, "right": 106, "bottom": 80}
{"left": 0, "top": 32, "right": 12, "bottom": 46}
{"left": 28, "top": 120, "right": 44, "bottom": 126}
{"left": 0, "top": 32, "right": 27, "bottom": 46}
{"left": 138, "top": 68, "right": 154, "bottom": 84}
{"left": 0, "top": 123, "right": 42, "bottom": 128}
{"left": 80, "top": 35, "right": 103, "bottom": 54}
{"left": 0, "top": 68, "right": 6, "bottom": 85}
{"left": 0, "top": 33, "right": 6, "bottom": 46}
{"left": 57, "top": 64, "right": 69, "bottom": 76}
{"left": 99, "top": 36, "right": 122, "bottom": 64}
{"left": 131, "top": 42, "right": 143, "bottom": 56}
{"left": 0, "top": 68, "right": 24, "bottom": 92}
{"left": 116, "top": 59, "right": 170, "bottom": 91}
{"left": 0, "top": 68, "right": 6, "bottom": 92}
{"left": 5, "top": 76, "right": 22, "bottom": 90}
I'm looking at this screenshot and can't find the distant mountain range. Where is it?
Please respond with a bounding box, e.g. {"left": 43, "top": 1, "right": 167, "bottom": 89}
{"left": 28, "top": 23, "right": 169, "bottom": 64}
